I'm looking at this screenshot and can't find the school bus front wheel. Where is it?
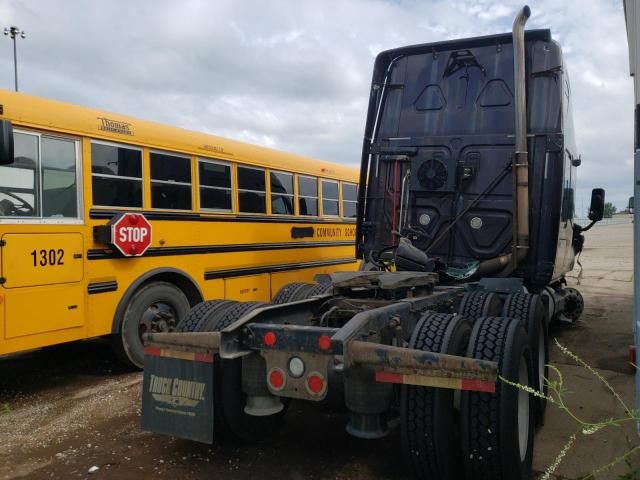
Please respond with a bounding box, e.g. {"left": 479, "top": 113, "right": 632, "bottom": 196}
{"left": 113, "top": 281, "right": 191, "bottom": 369}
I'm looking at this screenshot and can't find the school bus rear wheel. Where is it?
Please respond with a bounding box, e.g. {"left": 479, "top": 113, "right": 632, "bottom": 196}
{"left": 114, "top": 281, "right": 191, "bottom": 369}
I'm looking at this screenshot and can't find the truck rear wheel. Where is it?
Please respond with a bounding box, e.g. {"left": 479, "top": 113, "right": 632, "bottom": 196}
{"left": 461, "top": 317, "right": 534, "bottom": 480}
{"left": 502, "top": 293, "right": 548, "bottom": 425}
{"left": 113, "top": 281, "right": 190, "bottom": 369}
{"left": 562, "top": 287, "right": 584, "bottom": 322}
{"left": 458, "top": 290, "right": 502, "bottom": 321}
{"left": 272, "top": 282, "right": 314, "bottom": 304}
{"left": 305, "top": 281, "right": 333, "bottom": 297}
{"left": 202, "top": 301, "right": 287, "bottom": 442}
{"left": 400, "top": 312, "right": 471, "bottom": 480}
{"left": 176, "top": 300, "right": 238, "bottom": 333}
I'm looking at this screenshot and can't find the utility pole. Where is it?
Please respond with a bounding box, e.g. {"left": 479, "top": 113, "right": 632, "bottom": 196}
{"left": 3, "top": 26, "right": 25, "bottom": 92}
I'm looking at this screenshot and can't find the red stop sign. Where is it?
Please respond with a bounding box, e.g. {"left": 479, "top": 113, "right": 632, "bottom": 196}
{"left": 111, "top": 213, "right": 152, "bottom": 256}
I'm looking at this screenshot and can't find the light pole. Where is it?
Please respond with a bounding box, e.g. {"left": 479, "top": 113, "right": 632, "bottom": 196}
{"left": 3, "top": 26, "right": 25, "bottom": 92}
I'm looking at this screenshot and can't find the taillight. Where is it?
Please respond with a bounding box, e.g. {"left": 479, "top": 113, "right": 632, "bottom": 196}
{"left": 306, "top": 372, "right": 327, "bottom": 396}
{"left": 267, "top": 367, "right": 286, "bottom": 391}
{"left": 263, "top": 331, "right": 277, "bottom": 347}
{"left": 318, "top": 334, "right": 332, "bottom": 351}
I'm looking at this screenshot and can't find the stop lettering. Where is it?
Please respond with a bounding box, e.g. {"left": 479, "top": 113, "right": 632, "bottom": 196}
{"left": 110, "top": 213, "right": 152, "bottom": 256}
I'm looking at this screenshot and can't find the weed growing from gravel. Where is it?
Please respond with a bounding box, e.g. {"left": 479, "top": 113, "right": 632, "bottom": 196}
{"left": 499, "top": 338, "right": 639, "bottom": 480}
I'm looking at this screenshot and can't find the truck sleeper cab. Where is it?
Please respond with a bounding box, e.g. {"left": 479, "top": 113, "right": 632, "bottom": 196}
{"left": 358, "top": 27, "right": 579, "bottom": 288}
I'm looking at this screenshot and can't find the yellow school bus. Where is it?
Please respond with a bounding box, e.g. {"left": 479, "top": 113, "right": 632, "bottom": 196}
{"left": 0, "top": 89, "right": 359, "bottom": 367}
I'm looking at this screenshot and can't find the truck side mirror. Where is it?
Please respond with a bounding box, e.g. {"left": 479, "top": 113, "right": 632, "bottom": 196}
{"left": 571, "top": 154, "right": 581, "bottom": 167}
{"left": 0, "top": 120, "right": 14, "bottom": 165}
{"left": 629, "top": 196, "right": 634, "bottom": 214}
{"left": 588, "top": 188, "right": 605, "bottom": 222}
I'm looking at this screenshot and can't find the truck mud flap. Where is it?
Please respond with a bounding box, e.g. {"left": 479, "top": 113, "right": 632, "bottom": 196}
{"left": 142, "top": 346, "right": 215, "bottom": 444}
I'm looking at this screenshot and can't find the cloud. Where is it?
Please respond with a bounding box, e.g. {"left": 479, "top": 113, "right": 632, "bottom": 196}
{"left": 0, "top": 0, "right": 633, "bottom": 211}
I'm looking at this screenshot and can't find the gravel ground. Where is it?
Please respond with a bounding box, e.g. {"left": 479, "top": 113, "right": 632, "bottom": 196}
{"left": 0, "top": 222, "right": 636, "bottom": 479}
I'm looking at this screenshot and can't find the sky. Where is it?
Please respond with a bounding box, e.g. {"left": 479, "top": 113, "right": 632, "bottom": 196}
{"left": 0, "top": 0, "right": 633, "bottom": 213}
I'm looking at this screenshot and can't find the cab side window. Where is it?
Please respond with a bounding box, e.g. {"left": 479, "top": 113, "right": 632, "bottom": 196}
{"left": 0, "top": 132, "right": 39, "bottom": 217}
{"left": 42, "top": 136, "right": 78, "bottom": 217}
{"left": 0, "top": 131, "right": 80, "bottom": 219}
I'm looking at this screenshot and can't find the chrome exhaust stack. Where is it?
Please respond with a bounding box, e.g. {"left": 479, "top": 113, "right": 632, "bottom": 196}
{"left": 511, "top": 5, "right": 531, "bottom": 270}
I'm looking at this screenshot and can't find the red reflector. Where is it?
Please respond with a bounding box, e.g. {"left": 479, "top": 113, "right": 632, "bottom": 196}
{"left": 268, "top": 368, "right": 285, "bottom": 390}
{"left": 318, "top": 335, "right": 331, "bottom": 351}
{"left": 307, "top": 373, "right": 325, "bottom": 395}
{"left": 144, "top": 346, "right": 161, "bottom": 357}
{"left": 194, "top": 352, "right": 215, "bottom": 364}
{"left": 264, "top": 331, "right": 277, "bottom": 347}
{"left": 375, "top": 371, "right": 403, "bottom": 384}
{"left": 461, "top": 379, "right": 496, "bottom": 393}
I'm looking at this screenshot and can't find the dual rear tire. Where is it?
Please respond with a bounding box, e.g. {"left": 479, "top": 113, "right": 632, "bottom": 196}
{"left": 401, "top": 312, "right": 471, "bottom": 479}
{"left": 459, "top": 289, "right": 549, "bottom": 425}
{"left": 502, "top": 293, "right": 548, "bottom": 425}
{"left": 401, "top": 312, "right": 535, "bottom": 480}
{"left": 271, "top": 281, "right": 333, "bottom": 304}
{"left": 461, "top": 317, "right": 534, "bottom": 480}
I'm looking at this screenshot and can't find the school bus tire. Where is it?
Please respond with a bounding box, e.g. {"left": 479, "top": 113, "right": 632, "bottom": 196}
{"left": 113, "top": 281, "right": 191, "bottom": 369}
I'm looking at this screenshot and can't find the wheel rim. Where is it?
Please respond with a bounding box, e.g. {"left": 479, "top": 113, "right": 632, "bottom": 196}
{"left": 518, "top": 356, "right": 530, "bottom": 462}
{"left": 538, "top": 327, "right": 546, "bottom": 394}
{"left": 139, "top": 301, "right": 178, "bottom": 336}
{"left": 564, "top": 289, "right": 584, "bottom": 320}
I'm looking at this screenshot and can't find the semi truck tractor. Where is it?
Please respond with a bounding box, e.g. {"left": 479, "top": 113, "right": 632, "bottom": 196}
{"left": 141, "top": 6, "right": 605, "bottom": 479}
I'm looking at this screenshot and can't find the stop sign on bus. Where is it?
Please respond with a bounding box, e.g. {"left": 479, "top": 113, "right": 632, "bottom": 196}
{"left": 110, "top": 213, "right": 152, "bottom": 256}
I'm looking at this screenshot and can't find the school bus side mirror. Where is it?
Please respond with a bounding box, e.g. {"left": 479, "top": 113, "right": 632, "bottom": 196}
{"left": 629, "top": 196, "right": 634, "bottom": 214}
{"left": 0, "top": 120, "right": 14, "bottom": 165}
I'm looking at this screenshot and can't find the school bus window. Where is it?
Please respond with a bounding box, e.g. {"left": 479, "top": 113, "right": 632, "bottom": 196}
{"left": 198, "top": 159, "right": 233, "bottom": 211}
{"left": 150, "top": 152, "right": 192, "bottom": 210}
{"left": 342, "top": 182, "right": 357, "bottom": 218}
{"left": 270, "top": 171, "right": 294, "bottom": 215}
{"left": 42, "top": 136, "right": 79, "bottom": 218}
{"left": 91, "top": 142, "right": 142, "bottom": 208}
{"left": 0, "top": 132, "right": 39, "bottom": 217}
{"left": 238, "top": 166, "right": 266, "bottom": 214}
{"left": 298, "top": 175, "right": 318, "bottom": 216}
{"left": 321, "top": 179, "right": 339, "bottom": 216}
